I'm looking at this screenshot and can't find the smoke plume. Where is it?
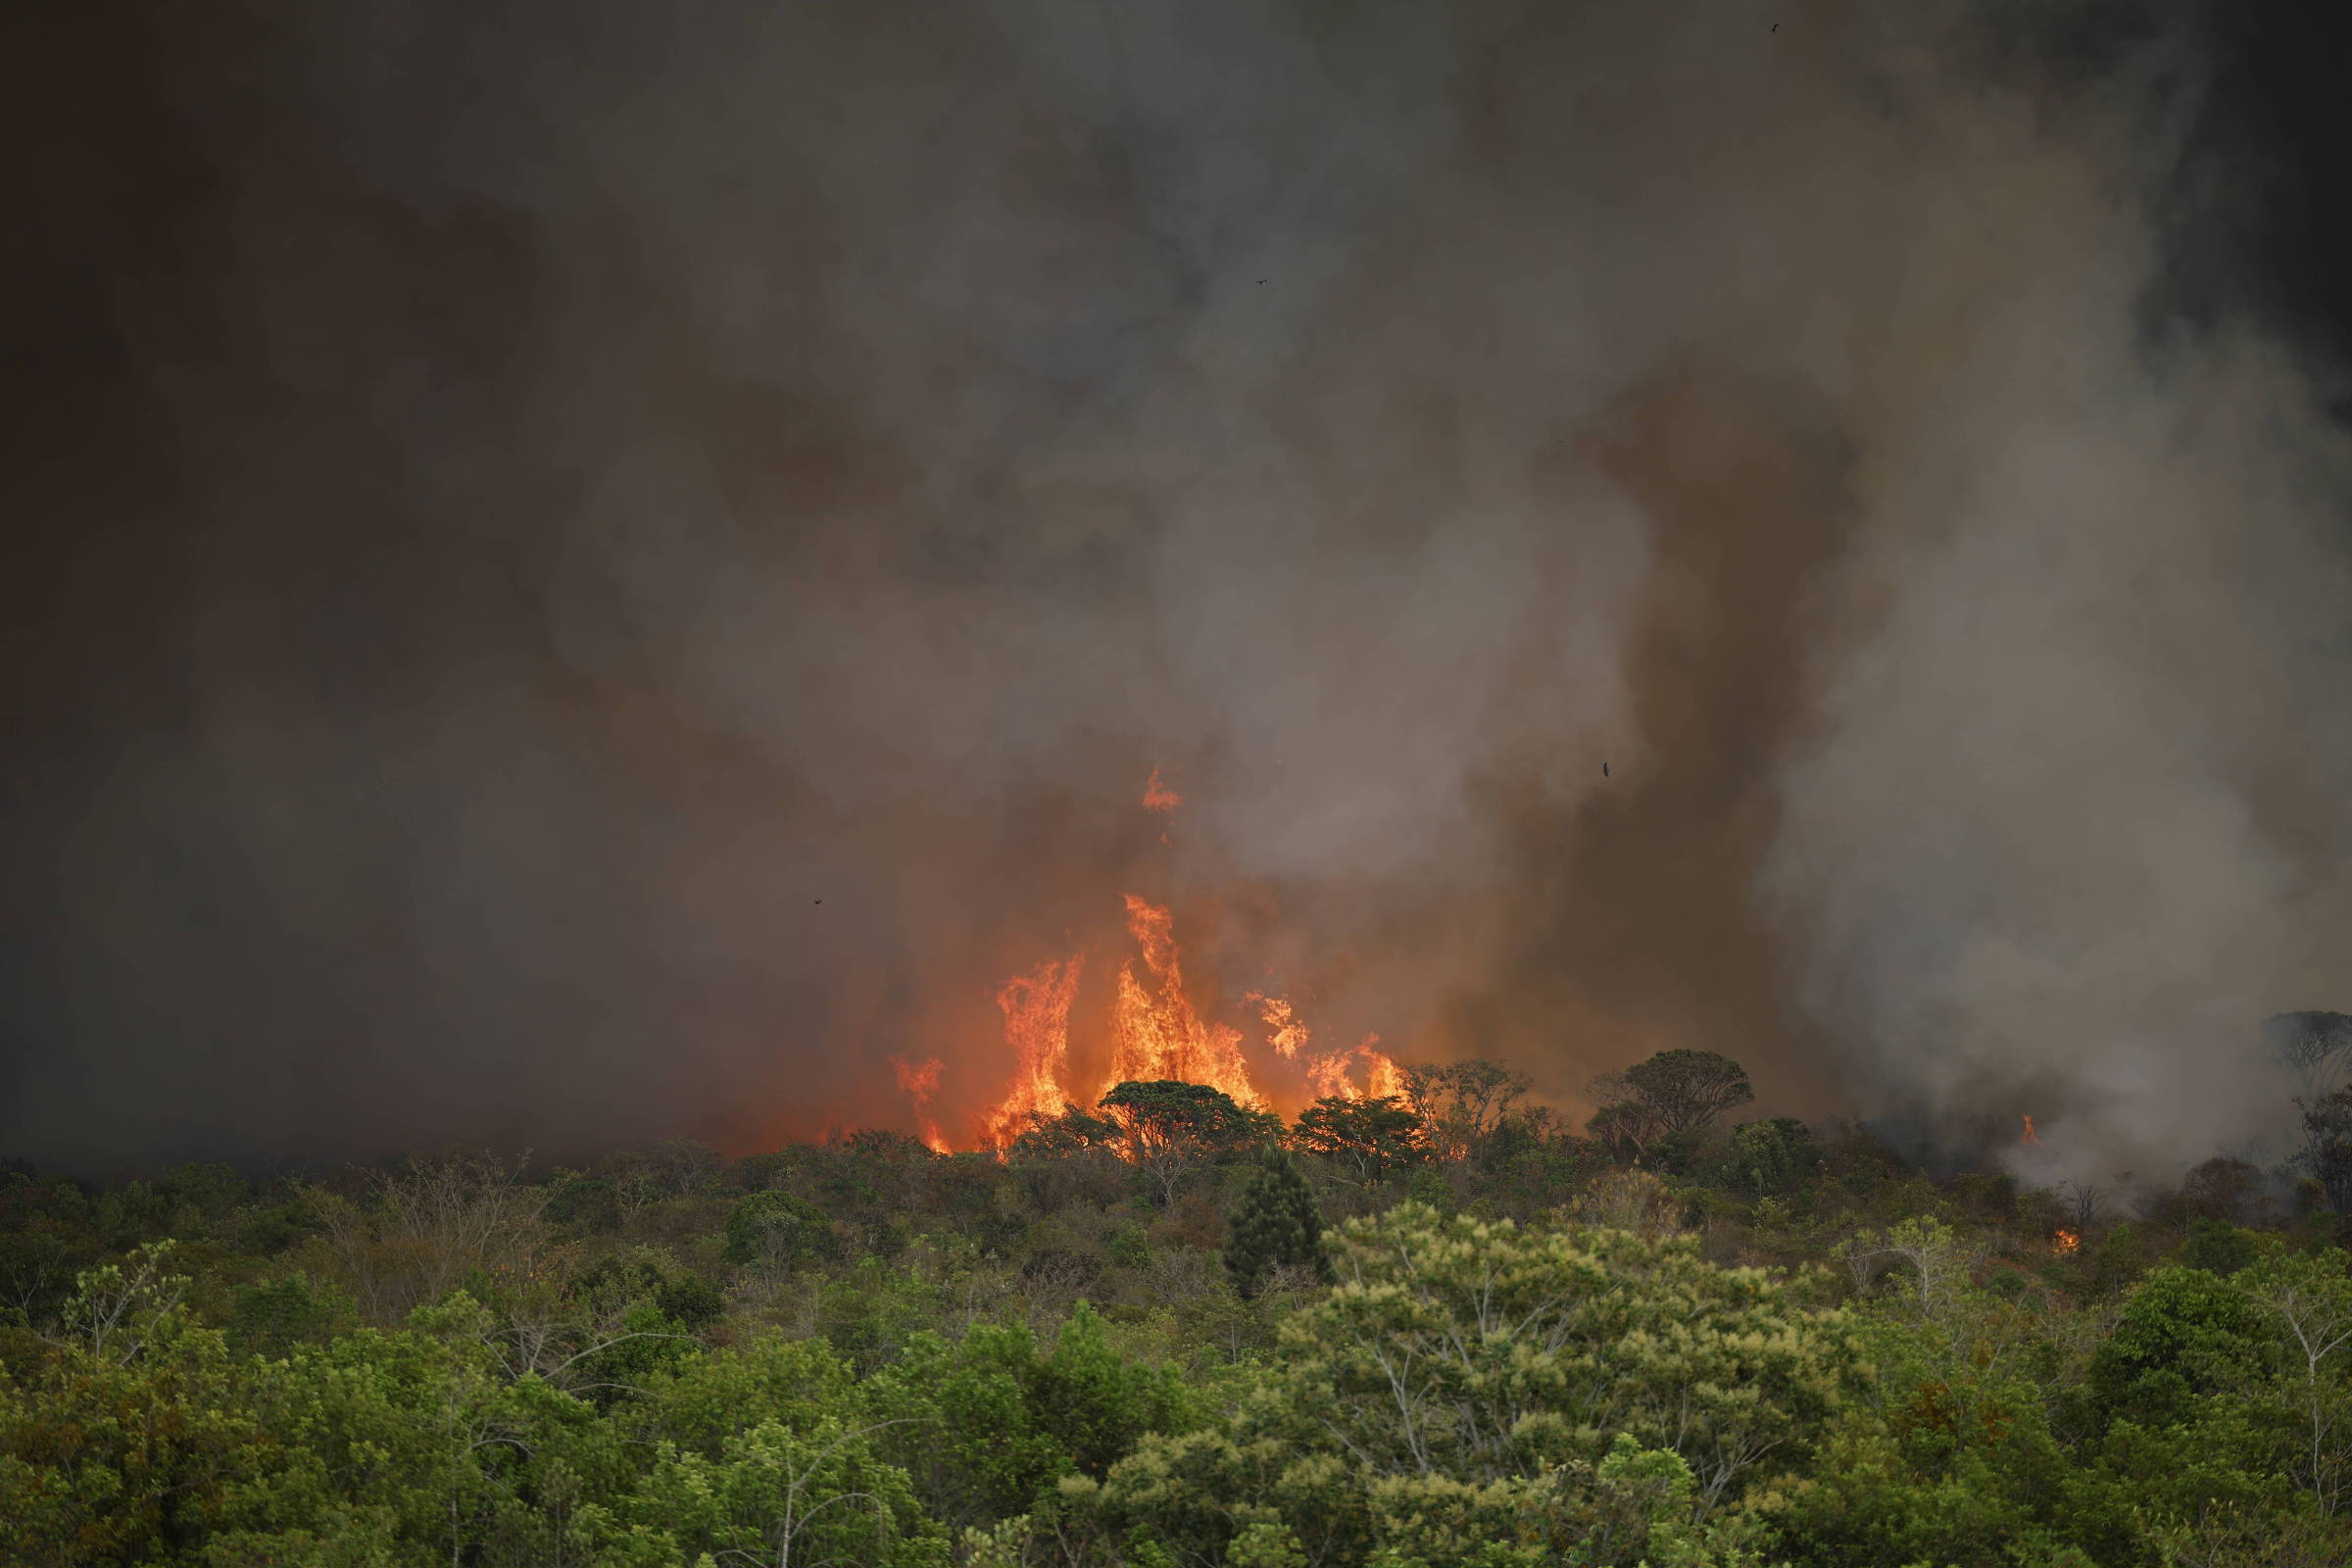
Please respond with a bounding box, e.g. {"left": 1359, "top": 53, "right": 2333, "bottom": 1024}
{"left": 5, "top": 1, "right": 2349, "bottom": 1178}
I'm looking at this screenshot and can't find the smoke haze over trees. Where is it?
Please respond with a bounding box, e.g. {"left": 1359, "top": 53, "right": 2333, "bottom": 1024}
{"left": 8, "top": 1, "right": 2352, "bottom": 1177}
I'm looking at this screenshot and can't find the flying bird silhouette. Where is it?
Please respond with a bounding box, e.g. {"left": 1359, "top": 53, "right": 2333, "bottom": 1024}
{"left": 1602, "top": 762, "right": 1609, "bottom": 777}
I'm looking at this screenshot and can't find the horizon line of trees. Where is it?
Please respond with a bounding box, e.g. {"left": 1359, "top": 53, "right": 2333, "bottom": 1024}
{"left": 7, "top": 1028, "right": 2352, "bottom": 1566}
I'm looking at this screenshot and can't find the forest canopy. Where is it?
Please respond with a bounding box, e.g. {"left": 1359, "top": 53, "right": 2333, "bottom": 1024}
{"left": 5, "top": 1056, "right": 2352, "bottom": 1567}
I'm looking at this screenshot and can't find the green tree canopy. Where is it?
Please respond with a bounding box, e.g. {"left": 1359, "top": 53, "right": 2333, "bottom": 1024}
{"left": 1097, "top": 1081, "right": 1276, "bottom": 1206}
{"left": 1288, "top": 1095, "right": 1423, "bottom": 1184}
{"left": 1721, "top": 1116, "right": 1821, "bottom": 1200}
{"left": 722, "top": 1190, "right": 841, "bottom": 1270}
{"left": 1067, "top": 1202, "right": 1858, "bottom": 1566}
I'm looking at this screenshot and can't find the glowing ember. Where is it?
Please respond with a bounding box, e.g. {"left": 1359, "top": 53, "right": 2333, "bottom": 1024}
{"left": 889, "top": 1055, "right": 951, "bottom": 1152}
{"left": 984, "top": 956, "right": 1083, "bottom": 1148}
{"left": 2021, "top": 1113, "right": 2040, "bottom": 1147}
{"left": 2052, "top": 1228, "right": 2080, "bottom": 1256}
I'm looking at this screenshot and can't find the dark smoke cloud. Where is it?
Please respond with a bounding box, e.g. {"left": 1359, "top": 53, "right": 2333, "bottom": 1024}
{"left": 5, "top": 1, "right": 2349, "bottom": 1178}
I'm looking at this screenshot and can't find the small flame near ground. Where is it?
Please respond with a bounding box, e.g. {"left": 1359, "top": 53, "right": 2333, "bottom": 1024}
{"left": 888, "top": 1055, "right": 951, "bottom": 1153}
{"left": 900, "top": 771, "right": 1403, "bottom": 1150}
{"left": 2021, "top": 1113, "right": 2040, "bottom": 1147}
{"left": 2053, "top": 1228, "right": 2081, "bottom": 1256}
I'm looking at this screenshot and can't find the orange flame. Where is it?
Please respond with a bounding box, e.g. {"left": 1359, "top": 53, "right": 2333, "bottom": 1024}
{"left": 889, "top": 1055, "right": 951, "bottom": 1153}
{"left": 1359, "top": 1036, "right": 1405, "bottom": 1100}
{"left": 1250, "top": 991, "right": 1401, "bottom": 1102}
{"left": 2053, "top": 1228, "right": 2080, "bottom": 1256}
{"left": 983, "top": 957, "right": 1083, "bottom": 1148}
{"left": 2021, "top": 1113, "right": 2040, "bottom": 1148}
{"left": 1303, "top": 1054, "right": 1348, "bottom": 1100}
{"left": 1250, "top": 993, "right": 1310, "bottom": 1059}
{"left": 1107, "top": 895, "right": 1263, "bottom": 1107}
{"left": 917, "top": 781, "right": 1416, "bottom": 1149}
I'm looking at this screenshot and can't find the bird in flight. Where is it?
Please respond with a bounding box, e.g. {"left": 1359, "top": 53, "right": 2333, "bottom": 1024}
{"left": 1602, "top": 762, "right": 1610, "bottom": 778}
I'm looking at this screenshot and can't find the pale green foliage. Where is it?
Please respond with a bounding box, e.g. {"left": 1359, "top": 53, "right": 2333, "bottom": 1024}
{"left": 1838, "top": 1216, "right": 1983, "bottom": 1314}
{"left": 1071, "top": 1202, "right": 1854, "bottom": 1566}
{"left": 56, "top": 1239, "right": 194, "bottom": 1365}
{"left": 2230, "top": 1250, "right": 2352, "bottom": 1513}
{"left": 1569, "top": 1168, "right": 1685, "bottom": 1240}
{"left": 1226, "top": 1520, "right": 1310, "bottom": 1567}
{"left": 1286, "top": 1203, "right": 1854, "bottom": 1507}
{"left": 617, "top": 1416, "right": 947, "bottom": 1568}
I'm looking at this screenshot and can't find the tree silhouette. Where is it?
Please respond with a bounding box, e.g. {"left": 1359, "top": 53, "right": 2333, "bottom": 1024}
{"left": 1395, "top": 1060, "right": 1531, "bottom": 1160}
{"left": 1588, "top": 1050, "right": 1755, "bottom": 1163}
{"left": 1289, "top": 1095, "right": 1424, "bottom": 1184}
{"left": 2267, "top": 1011, "right": 2352, "bottom": 1105}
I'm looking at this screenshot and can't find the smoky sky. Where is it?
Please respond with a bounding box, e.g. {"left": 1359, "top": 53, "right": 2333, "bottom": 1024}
{"left": 7, "top": 1, "right": 2352, "bottom": 1179}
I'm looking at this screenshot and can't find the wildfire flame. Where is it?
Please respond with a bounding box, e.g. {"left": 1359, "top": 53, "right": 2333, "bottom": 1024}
{"left": 1107, "top": 895, "right": 1263, "bottom": 1106}
{"left": 2021, "top": 1113, "right": 2039, "bottom": 1147}
{"left": 960, "top": 900, "right": 1403, "bottom": 1147}
{"left": 2053, "top": 1228, "right": 2080, "bottom": 1256}
{"left": 1356, "top": 1036, "right": 1405, "bottom": 1101}
{"left": 983, "top": 957, "right": 1083, "bottom": 1148}
{"left": 910, "top": 771, "right": 1406, "bottom": 1150}
{"left": 1252, "top": 993, "right": 1310, "bottom": 1059}
{"left": 1250, "top": 993, "right": 1402, "bottom": 1102}
{"left": 889, "top": 1055, "right": 951, "bottom": 1153}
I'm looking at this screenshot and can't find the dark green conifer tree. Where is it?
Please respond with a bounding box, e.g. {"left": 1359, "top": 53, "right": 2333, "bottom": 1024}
{"left": 1223, "top": 1151, "right": 1329, "bottom": 1298}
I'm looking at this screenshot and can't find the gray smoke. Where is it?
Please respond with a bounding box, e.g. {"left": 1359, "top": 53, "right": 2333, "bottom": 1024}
{"left": 4, "top": 0, "right": 2345, "bottom": 1177}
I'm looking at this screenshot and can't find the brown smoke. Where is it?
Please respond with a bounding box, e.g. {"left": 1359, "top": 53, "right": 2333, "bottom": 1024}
{"left": 4, "top": 2, "right": 2347, "bottom": 1177}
